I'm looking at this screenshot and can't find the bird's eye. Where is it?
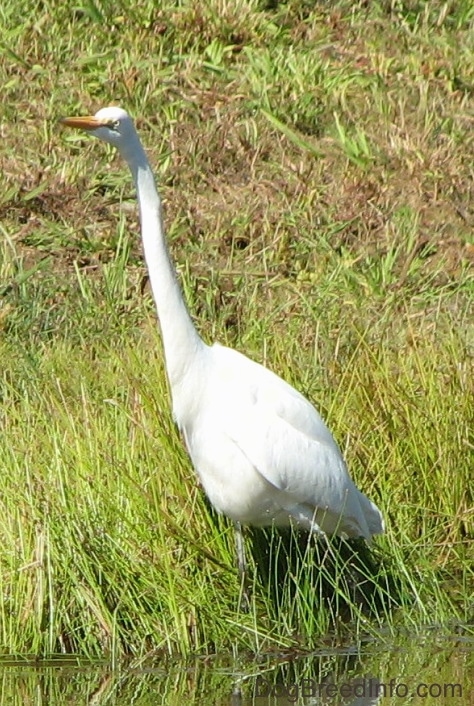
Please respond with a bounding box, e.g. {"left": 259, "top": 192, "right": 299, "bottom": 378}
{"left": 106, "top": 120, "right": 120, "bottom": 132}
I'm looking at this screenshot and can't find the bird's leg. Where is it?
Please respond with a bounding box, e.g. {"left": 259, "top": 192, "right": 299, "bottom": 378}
{"left": 234, "top": 521, "right": 250, "bottom": 613}
{"left": 235, "top": 521, "right": 246, "bottom": 577}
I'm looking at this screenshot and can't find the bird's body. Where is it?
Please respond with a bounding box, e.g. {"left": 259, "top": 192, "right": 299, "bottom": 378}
{"left": 62, "top": 107, "right": 384, "bottom": 544}
{"left": 174, "top": 342, "right": 382, "bottom": 539}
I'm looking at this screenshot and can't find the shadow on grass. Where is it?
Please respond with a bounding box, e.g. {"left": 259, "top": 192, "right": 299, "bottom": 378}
{"left": 248, "top": 526, "right": 403, "bottom": 625}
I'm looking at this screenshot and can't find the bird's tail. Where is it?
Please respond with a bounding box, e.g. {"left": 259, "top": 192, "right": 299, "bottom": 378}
{"left": 358, "top": 490, "right": 385, "bottom": 538}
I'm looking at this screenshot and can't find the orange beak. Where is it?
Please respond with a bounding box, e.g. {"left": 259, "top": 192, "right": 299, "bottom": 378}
{"left": 61, "top": 116, "right": 105, "bottom": 130}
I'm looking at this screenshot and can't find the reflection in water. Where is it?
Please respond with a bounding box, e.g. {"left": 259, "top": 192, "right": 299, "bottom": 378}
{"left": 244, "top": 675, "right": 383, "bottom": 705}
{"left": 0, "top": 632, "right": 471, "bottom": 705}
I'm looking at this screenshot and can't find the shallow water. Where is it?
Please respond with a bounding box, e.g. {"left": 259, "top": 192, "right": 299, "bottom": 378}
{"left": 0, "top": 631, "right": 472, "bottom": 705}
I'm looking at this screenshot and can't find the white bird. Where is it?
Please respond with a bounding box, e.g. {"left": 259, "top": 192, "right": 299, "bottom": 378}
{"left": 62, "top": 107, "right": 384, "bottom": 573}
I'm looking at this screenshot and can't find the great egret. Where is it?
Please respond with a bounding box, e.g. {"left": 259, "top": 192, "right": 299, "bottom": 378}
{"left": 62, "top": 107, "right": 384, "bottom": 575}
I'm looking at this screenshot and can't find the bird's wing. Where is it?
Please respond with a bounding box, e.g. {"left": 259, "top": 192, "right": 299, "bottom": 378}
{"left": 210, "top": 345, "right": 369, "bottom": 529}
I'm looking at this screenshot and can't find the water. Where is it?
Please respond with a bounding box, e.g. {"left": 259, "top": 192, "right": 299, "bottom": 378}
{"left": 0, "top": 631, "right": 472, "bottom": 705}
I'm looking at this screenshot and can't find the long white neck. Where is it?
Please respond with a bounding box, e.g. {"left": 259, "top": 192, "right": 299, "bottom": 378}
{"left": 120, "top": 135, "right": 204, "bottom": 388}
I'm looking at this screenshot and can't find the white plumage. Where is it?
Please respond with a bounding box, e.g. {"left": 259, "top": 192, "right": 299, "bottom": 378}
{"left": 62, "top": 107, "right": 384, "bottom": 544}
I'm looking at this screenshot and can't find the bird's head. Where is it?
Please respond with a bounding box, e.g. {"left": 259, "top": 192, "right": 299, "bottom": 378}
{"left": 61, "top": 106, "right": 137, "bottom": 151}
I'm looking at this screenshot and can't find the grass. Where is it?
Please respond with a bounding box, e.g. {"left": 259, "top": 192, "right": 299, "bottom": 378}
{"left": 0, "top": 0, "right": 473, "bottom": 658}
